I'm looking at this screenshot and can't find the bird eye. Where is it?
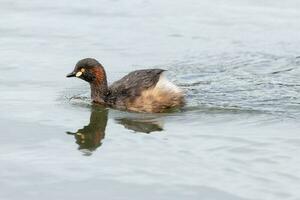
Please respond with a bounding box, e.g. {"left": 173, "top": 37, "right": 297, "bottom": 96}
{"left": 80, "top": 68, "right": 85, "bottom": 72}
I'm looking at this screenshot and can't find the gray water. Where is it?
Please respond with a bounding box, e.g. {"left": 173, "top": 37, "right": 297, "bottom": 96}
{"left": 1, "top": 0, "right": 300, "bottom": 199}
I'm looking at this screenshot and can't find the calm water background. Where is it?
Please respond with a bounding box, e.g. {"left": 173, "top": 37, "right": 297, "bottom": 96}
{"left": 1, "top": 0, "right": 300, "bottom": 199}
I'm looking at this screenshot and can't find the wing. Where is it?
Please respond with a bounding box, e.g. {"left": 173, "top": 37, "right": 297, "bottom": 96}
{"left": 108, "top": 69, "right": 165, "bottom": 102}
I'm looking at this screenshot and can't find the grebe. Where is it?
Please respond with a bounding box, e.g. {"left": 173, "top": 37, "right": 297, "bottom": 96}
{"left": 66, "top": 58, "right": 184, "bottom": 113}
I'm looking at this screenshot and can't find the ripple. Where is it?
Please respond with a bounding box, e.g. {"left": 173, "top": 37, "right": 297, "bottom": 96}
{"left": 165, "top": 52, "right": 300, "bottom": 121}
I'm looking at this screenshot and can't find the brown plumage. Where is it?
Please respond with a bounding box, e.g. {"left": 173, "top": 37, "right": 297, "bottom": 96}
{"left": 66, "top": 58, "right": 184, "bottom": 113}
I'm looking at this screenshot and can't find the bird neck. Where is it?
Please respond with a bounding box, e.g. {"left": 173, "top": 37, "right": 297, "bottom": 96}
{"left": 89, "top": 66, "right": 108, "bottom": 104}
{"left": 90, "top": 83, "right": 108, "bottom": 104}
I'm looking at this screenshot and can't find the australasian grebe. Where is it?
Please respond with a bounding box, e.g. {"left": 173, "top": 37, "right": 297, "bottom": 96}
{"left": 66, "top": 58, "right": 184, "bottom": 113}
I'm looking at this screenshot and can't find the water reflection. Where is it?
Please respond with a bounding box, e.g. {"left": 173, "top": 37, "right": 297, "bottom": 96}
{"left": 66, "top": 105, "right": 164, "bottom": 155}
{"left": 115, "top": 118, "right": 163, "bottom": 133}
{"left": 66, "top": 106, "right": 108, "bottom": 155}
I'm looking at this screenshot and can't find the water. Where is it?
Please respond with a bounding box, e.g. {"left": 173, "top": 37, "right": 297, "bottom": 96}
{"left": 1, "top": 0, "right": 300, "bottom": 199}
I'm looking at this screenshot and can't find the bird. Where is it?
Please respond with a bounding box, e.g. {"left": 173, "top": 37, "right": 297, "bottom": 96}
{"left": 66, "top": 58, "right": 184, "bottom": 113}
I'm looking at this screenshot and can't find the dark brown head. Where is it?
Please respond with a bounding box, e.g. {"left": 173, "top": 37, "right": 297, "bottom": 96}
{"left": 66, "top": 58, "right": 107, "bottom": 85}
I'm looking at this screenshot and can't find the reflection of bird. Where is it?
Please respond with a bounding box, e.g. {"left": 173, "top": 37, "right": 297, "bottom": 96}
{"left": 66, "top": 105, "right": 165, "bottom": 154}
{"left": 66, "top": 58, "right": 184, "bottom": 113}
{"left": 66, "top": 106, "right": 108, "bottom": 155}
{"left": 115, "top": 118, "right": 163, "bottom": 134}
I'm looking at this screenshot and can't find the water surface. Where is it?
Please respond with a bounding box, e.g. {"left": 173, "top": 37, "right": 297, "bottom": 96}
{"left": 1, "top": 0, "right": 300, "bottom": 200}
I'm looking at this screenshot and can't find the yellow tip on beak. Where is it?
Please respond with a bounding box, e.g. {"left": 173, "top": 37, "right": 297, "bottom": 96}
{"left": 76, "top": 71, "right": 83, "bottom": 77}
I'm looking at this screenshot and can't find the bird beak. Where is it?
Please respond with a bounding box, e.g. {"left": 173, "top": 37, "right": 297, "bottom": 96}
{"left": 66, "top": 71, "right": 76, "bottom": 78}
